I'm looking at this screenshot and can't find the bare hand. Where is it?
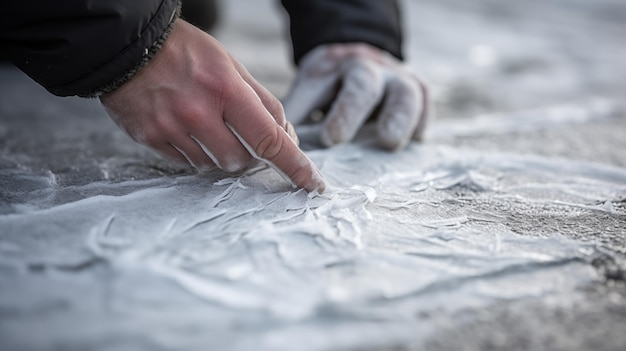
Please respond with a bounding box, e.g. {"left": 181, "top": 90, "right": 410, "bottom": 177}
{"left": 101, "top": 20, "right": 325, "bottom": 192}
{"left": 283, "top": 43, "right": 431, "bottom": 150}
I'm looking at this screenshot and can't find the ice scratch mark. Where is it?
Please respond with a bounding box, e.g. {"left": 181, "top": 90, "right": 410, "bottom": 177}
{"left": 377, "top": 199, "right": 425, "bottom": 210}
{"left": 181, "top": 210, "right": 228, "bottom": 233}
{"left": 211, "top": 178, "right": 247, "bottom": 207}
{"left": 372, "top": 256, "right": 588, "bottom": 303}
{"left": 420, "top": 216, "right": 469, "bottom": 229}
{"left": 465, "top": 209, "right": 505, "bottom": 223}
{"left": 45, "top": 170, "right": 58, "bottom": 187}
{"left": 86, "top": 214, "right": 129, "bottom": 257}
{"left": 553, "top": 199, "right": 619, "bottom": 214}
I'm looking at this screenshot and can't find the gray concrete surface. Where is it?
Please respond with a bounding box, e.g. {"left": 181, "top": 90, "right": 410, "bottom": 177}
{"left": 1, "top": 0, "right": 625, "bottom": 350}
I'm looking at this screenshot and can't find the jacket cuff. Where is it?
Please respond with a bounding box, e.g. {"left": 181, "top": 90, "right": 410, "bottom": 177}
{"left": 281, "top": 0, "right": 404, "bottom": 65}
{"left": 81, "top": 2, "right": 181, "bottom": 98}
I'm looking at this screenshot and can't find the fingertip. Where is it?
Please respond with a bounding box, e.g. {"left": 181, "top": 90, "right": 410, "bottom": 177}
{"left": 320, "top": 129, "right": 337, "bottom": 148}
{"left": 378, "top": 137, "right": 407, "bottom": 151}
{"left": 320, "top": 123, "right": 346, "bottom": 148}
{"left": 412, "top": 79, "right": 432, "bottom": 142}
{"left": 377, "top": 114, "right": 411, "bottom": 150}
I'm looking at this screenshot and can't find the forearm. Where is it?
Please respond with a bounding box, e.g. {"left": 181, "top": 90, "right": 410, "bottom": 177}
{"left": 0, "top": 0, "right": 180, "bottom": 97}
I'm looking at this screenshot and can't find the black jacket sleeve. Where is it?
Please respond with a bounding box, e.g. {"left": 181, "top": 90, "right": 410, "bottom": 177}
{"left": 280, "top": 0, "right": 403, "bottom": 65}
{"left": 0, "top": 0, "right": 179, "bottom": 97}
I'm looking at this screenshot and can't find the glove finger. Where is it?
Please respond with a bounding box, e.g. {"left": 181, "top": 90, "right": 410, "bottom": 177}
{"left": 282, "top": 73, "right": 339, "bottom": 126}
{"left": 321, "top": 60, "right": 385, "bottom": 147}
{"left": 285, "top": 121, "right": 299, "bottom": 146}
{"left": 376, "top": 75, "right": 422, "bottom": 150}
{"left": 412, "top": 76, "right": 432, "bottom": 142}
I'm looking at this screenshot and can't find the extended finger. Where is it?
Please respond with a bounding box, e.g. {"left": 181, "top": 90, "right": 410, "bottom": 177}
{"left": 229, "top": 55, "right": 289, "bottom": 129}
{"left": 321, "top": 60, "right": 385, "bottom": 147}
{"left": 376, "top": 75, "right": 422, "bottom": 150}
{"left": 223, "top": 87, "right": 326, "bottom": 192}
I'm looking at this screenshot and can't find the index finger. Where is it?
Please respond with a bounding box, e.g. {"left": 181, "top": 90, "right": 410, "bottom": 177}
{"left": 224, "top": 85, "right": 326, "bottom": 193}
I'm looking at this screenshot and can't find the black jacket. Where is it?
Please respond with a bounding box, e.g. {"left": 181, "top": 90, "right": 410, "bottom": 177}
{"left": 0, "top": 0, "right": 403, "bottom": 97}
{"left": 281, "top": 0, "right": 403, "bottom": 64}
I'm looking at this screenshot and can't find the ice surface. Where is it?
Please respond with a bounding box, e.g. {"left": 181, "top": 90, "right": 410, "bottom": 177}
{"left": 1, "top": 140, "right": 624, "bottom": 350}
{"left": 2, "top": 0, "right": 626, "bottom": 350}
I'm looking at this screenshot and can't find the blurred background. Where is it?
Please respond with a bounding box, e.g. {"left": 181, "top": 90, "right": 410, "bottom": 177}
{"left": 209, "top": 0, "right": 626, "bottom": 166}
{"left": 210, "top": 0, "right": 625, "bottom": 116}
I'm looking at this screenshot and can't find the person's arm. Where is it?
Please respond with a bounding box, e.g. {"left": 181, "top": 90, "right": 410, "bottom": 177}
{"left": 0, "top": 0, "right": 179, "bottom": 97}
{"left": 101, "top": 19, "right": 325, "bottom": 192}
{"left": 1, "top": 1, "right": 325, "bottom": 192}
{"left": 280, "top": 0, "right": 430, "bottom": 150}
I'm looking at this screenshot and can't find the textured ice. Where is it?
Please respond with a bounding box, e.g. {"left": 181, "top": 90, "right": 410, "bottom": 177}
{"left": 2, "top": 0, "right": 626, "bottom": 349}
{"left": 1, "top": 138, "right": 624, "bottom": 350}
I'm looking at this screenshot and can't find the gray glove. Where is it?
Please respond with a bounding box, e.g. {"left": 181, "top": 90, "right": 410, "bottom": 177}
{"left": 283, "top": 43, "right": 431, "bottom": 150}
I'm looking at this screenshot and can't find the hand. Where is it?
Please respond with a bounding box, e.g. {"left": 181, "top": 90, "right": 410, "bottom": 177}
{"left": 283, "top": 43, "right": 430, "bottom": 150}
{"left": 101, "top": 20, "right": 325, "bottom": 192}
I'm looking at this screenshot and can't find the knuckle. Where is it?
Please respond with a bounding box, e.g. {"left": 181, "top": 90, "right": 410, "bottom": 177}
{"left": 176, "top": 104, "right": 205, "bottom": 127}
{"left": 343, "top": 64, "right": 383, "bottom": 101}
{"left": 265, "top": 96, "right": 285, "bottom": 120}
{"left": 208, "top": 73, "right": 240, "bottom": 103}
{"left": 347, "top": 69, "right": 373, "bottom": 90}
{"left": 150, "top": 116, "right": 177, "bottom": 140}
{"left": 289, "top": 165, "right": 313, "bottom": 187}
{"left": 386, "top": 77, "right": 421, "bottom": 106}
{"left": 254, "top": 126, "right": 284, "bottom": 160}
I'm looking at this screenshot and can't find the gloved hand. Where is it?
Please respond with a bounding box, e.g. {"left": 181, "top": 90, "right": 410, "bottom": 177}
{"left": 283, "top": 43, "right": 430, "bottom": 150}
{"left": 101, "top": 20, "right": 325, "bottom": 192}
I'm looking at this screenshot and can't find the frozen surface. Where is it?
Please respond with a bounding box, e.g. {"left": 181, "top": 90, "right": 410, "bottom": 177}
{"left": 1, "top": 142, "right": 624, "bottom": 350}
{"left": 1, "top": 0, "right": 626, "bottom": 350}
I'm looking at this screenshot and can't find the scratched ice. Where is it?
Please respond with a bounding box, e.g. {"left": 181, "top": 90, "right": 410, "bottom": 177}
{"left": 1, "top": 137, "right": 625, "bottom": 350}
{"left": 2, "top": 0, "right": 626, "bottom": 350}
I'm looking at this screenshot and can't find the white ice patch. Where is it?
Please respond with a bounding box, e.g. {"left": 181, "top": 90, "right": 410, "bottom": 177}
{"left": 1, "top": 140, "right": 623, "bottom": 350}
